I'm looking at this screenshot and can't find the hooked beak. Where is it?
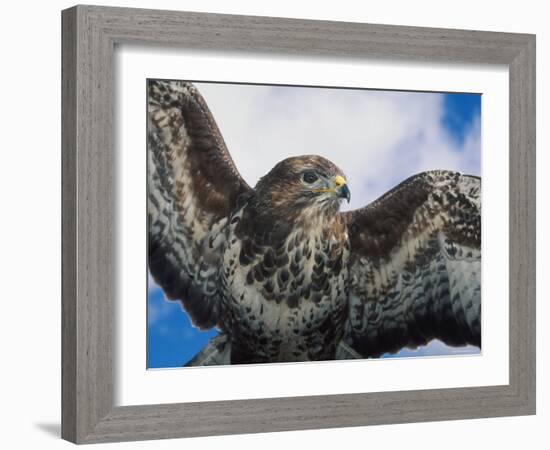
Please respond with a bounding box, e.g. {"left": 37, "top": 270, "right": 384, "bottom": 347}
{"left": 334, "top": 175, "right": 351, "bottom": 203}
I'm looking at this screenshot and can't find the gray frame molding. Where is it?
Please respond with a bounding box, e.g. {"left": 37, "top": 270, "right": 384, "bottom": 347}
{"left": 61, "top": 5, "right": 536, "bottom": 444}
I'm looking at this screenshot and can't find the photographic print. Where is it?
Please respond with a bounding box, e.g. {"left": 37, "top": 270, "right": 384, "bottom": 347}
{"left": 147, "top": 80, "right": 481, "bottom": 368}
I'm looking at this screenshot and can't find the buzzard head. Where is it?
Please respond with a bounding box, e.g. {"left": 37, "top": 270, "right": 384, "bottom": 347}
{"left": 255, "top": 155, "right": 350, "bottom": 220}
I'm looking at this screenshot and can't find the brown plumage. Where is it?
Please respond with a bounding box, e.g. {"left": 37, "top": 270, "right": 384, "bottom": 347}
{"left": 148, "top": 80, "right": 482, "bottom": 364}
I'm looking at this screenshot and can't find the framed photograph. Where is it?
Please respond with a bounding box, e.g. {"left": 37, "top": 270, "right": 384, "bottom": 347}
{"left": 146, "top": 80, "right": 483, "bottom": 370}
{"left": 62, "top": 5, "right": 536, "bottom": 444}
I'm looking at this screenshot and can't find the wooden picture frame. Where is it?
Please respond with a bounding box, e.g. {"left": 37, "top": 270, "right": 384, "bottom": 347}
{"left": 61, "top": 5, "right": 536, "bottom": 444}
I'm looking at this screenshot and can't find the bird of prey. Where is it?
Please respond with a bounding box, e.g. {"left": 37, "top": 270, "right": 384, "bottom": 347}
{"left": 148, "top": 80, "right": 481, "bottom": 365}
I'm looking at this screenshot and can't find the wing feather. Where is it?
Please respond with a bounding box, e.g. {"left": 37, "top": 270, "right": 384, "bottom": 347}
{"left": 342, "top": 170, "right": 481, "bottom": 357}
{"left": 148, "top": 80, "right": 251, "bottom": 329}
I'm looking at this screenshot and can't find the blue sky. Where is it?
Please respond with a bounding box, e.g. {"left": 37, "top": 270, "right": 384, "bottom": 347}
{"left": 442, "top": 94, "right": 481, "bottom": 146}
{"left": 147, "top": 84, "right": 481, "bottom": 369}
{"left": 147, "top": 282, "right": 218, "bottom": 368}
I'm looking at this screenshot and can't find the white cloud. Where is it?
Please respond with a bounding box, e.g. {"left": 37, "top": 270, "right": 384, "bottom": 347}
{"left": 147, "top": 273, "right": 180, "bottom": 327}
{"left": 195, "top": 82, "right": 480, "bottom": 211}
{"left": 383, "top": 339, "right": 480, "bottom": 359}
{"left": 147, "top": 272, "right": 162, "bottom": 294}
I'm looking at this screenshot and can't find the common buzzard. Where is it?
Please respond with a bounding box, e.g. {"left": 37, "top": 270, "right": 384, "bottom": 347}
{"left": 148, "top": 80, "right": 481, "bottom": 365}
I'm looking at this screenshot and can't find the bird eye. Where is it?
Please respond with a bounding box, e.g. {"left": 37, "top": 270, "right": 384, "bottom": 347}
{"left": 302, "top": 171, "right": 318, "bottom": 184}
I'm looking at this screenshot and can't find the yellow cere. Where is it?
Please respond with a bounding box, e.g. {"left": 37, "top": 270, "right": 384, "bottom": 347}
{"left": 334, "top": 175, "right": 346, "bottom": 187}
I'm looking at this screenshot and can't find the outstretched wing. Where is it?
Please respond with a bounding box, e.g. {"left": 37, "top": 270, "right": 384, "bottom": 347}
{"left": 148, "top": 80, "right": 251, "bottom": 329}
{"left": 342, "top": 171, "right": 481, "bottom": 357}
